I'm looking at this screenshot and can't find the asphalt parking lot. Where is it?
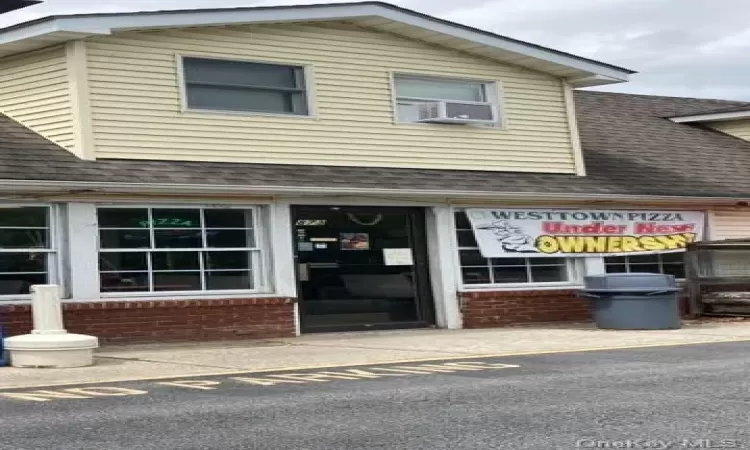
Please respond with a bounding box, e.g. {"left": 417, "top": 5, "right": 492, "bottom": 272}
{"left": 2, "top": 341, "right": 749, "bottom": 450}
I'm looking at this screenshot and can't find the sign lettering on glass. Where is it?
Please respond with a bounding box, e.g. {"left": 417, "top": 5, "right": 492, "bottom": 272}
{"left": 465, "top": 209, "right": 705, "bottom": 258}
{"left": 295, "top": 220, "right": 327, "bottom": 226}
{"left": 138, "top": 218, "right": 196, "bottom": 228}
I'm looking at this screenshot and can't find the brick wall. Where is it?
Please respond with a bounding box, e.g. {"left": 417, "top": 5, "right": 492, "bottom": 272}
{"left": 460, "top": 290, "right": 591, "bottom": 328}
{"left": 0, "top": 297, "right": 295, "bottom": 344}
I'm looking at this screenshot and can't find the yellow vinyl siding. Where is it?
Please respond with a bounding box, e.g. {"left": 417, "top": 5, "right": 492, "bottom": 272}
{"left": 0, "top": 46, "right": 75, "bottom": 151}
{"left": 711, "top": 208, "right": 750, "bottom": 240}
{"left": 706, "top": 207, "right": 750, "bottom": 277}
{"left": 86, "top": 22, "right": 578, "bottom": 173}
{"left": 707, "top": 120, "right": 750, "bottom": 141}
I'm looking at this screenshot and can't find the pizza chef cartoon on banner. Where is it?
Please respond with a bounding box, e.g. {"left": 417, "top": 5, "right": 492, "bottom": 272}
{"left": 465, "top": 209, "right": 705, "bottom": 258}
{"left": 475, "top": 220, "right": 538, "bottom": 253}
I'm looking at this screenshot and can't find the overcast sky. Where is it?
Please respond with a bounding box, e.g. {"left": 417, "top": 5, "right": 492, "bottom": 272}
{"left": 2, "top": 0, "right": 748, "bottom": 100}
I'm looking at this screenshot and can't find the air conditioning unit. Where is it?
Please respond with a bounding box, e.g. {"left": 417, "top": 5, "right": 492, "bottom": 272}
{"left": 416, "top": 101, "right": 498, "bottom": 124}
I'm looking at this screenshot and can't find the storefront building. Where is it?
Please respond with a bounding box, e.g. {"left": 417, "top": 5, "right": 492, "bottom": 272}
{"left": 0, "top": 194, "right": 744, "bottom": 343}
{"left": 0, "top": 4, "right": 749, "bottom": 343}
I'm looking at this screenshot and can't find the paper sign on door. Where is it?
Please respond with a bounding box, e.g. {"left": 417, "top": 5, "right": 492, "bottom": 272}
{"left": 383, "top": 248, "right": 414, "bottom": 266}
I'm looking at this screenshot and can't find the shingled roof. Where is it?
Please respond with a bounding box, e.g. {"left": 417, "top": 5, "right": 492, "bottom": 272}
{"left": 1, "top": 90, "right": 749, "bottom": 199}
{"left": 669, "top": 103, "right": 750, "bottom": 119}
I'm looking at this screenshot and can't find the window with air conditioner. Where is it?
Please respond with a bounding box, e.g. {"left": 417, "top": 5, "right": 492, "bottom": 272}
{"left": 394, "top": 75, "right": 500, "bottom": 125}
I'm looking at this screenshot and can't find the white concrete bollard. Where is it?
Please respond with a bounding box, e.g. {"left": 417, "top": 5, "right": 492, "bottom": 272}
{"left": 4, "top": 285, "right": 99, "bottom": 368}
{"left": 30, "top": 285, "right": 66, "bottom": 335}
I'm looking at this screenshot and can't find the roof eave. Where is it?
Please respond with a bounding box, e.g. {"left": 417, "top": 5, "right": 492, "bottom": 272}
{"left": 0, "top": 2, "right": 634, "bottom": 83}
{"left": 0, "top": 0, "right": 42, "bottom": 15}
{"left": 0, "top": 179, "right": 746, "bottom": 204}
{"left": 568, "top": 74, "right": 630, "bottom": 88}
{"left": 670, "top": 110, "right": 750, "bottom": 123}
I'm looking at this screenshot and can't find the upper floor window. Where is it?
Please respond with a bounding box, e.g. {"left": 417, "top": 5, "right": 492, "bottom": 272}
{"left": 394, "top": 75, "right": 498, "bottom": 124}
{"left": 0, "top": 206, "right": 57, "bottom": 297}
{"left": 604, "top": 253, "right": 685, "bottom": 279}
{"left": 182, "top": 57, "right": 309, "bottom": 115}
{"left": 98, "top": 206, "right": 264, "bottom": 294}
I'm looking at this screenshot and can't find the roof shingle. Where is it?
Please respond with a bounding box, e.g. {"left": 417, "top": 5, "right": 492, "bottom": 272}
{"left": 1, "top": 90, "right": 749, "bottom": 198}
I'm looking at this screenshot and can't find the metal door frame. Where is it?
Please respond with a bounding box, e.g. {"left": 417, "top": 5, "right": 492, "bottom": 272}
{"left": 291, "top": 205, "right": 435, "bottom": 333}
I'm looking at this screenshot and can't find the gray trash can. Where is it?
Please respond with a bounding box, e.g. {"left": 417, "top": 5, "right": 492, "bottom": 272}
{"left": 582, "top": 273, "right": 682, "bottom": 330}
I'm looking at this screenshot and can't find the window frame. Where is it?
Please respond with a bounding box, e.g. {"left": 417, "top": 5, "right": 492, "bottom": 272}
{"left": 96, "top": 205, "right": 267, "bottom": 297}
{"left": 604, "top": 252, "right": 686, "bottom": 279}
{"left": 391, "top": 73, "right": 505, "bottom": 127}
{"left": 177, "top": 54, "right": 317, "bottom": 119}
{"left": 451, "top": 209, "right": 581, "bottom": 290}
{"left": 0, "top": 204, "right": 63, "bottom": 301}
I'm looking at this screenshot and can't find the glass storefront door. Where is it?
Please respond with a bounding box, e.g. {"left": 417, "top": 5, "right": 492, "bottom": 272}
{"left": 292, "top": 206, "right": 434, "bottom": 332}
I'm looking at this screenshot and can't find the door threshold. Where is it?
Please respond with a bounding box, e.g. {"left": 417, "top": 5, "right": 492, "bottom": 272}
{"left": 301, "top": 322, "right": 433, "bottom": 334}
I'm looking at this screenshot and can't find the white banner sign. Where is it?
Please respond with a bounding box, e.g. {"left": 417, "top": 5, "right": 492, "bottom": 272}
{"left": 465, "top": 209, "right": 705, "bottom": 258}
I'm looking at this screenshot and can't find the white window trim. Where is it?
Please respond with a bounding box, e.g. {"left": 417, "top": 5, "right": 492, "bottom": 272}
{"left": 0, "top": 204, "right": 63, "bottom": 301}
{"left": 456, "top": 262, "right": 584, "bottom": 292}
{"left": 603, "top": 252, "right": 687, "bottom": 279}
{"left": 96, "top": 204, "right": 271, "bottom": 298}
{"left": 268, "top": 201, "right": 297, "bottom": 299}
{"left": 450, "top": 207, "right": 582, "bottom": 291}
{"left": 176, "top": 53, "right": 318, "bottom": 119}
{"left": 71, "top": 293, "right": 289, "bottom": 303}
{"left": 390, "top": 72, "right": 505, "bottom": 128}
{"left": 459, "top": 281, "right": 585, "bottom": 292}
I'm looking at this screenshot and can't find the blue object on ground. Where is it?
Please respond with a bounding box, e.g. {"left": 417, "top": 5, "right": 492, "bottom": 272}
{"left": 0, "top": 312, "right": 8, "bottom": 366}
{"left": 0, "top": 333, "right": 7, "bottom": 366}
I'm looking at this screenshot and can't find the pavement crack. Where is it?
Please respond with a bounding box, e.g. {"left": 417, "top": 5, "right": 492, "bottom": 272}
{"left": 264, "top": 341, "right": 476, "bottom": 355}
{"left": 95, "top": 355, "right": 240, "bottom": 371}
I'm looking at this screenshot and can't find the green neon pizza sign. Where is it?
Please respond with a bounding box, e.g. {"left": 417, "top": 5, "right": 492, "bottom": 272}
{"left": 138, "top": 218, "right": 197, "bottom": 228}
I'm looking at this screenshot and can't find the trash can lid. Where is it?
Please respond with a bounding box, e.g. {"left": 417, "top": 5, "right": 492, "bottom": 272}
{"left": 582, "top": 287, "right": 682, "bottom": 294}
{"left": 584, "top": 272, "right": 677, "bottom": 291}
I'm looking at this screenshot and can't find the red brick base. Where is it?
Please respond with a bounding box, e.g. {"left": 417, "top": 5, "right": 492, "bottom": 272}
{"left": 0, "top": 297, "right": 296, "bottom": 344}
{"left": 460, "top": 290, "right": 591, "bottom": 328}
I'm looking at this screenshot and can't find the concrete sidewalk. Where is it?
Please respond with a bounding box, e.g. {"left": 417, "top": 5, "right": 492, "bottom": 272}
{"left": 3, "top": 320, "right": 750, "bottom": 389}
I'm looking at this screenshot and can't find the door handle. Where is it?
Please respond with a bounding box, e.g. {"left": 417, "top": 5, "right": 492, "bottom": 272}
{"left": 308, "top": 262, "right": 340, "bottom": 269}
{"left": 297, "top": 263, "right": 309, "bottom": 282}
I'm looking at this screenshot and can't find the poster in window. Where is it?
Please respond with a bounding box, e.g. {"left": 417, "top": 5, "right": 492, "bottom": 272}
{"left": 465, "top": 208, "right": 705, "bottom": 258}
{"left": 383, "top": 248, "right": 414, "bottom": 266}
{"left": 340, "top": 233, "right": 370, "bottom": 250}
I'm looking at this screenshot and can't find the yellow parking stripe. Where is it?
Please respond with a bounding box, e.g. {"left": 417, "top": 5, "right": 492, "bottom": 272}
{"left": 2, "top": 337, "right": 749, "bottom": 391}
{"left": 0, "top": 360, "right": 522, "bottom": 402}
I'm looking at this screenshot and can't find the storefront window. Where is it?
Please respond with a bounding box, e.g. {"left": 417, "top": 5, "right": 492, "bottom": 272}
{"left": 604, "top": 253, "right": 685, "bottom": 278}
{"left": 455, "top": 211, "right": 570, "bottom": 285}
{"left": 0, "top": 206, "right": 55, "bottom": 296}
{"left": 98, "top": 207, "right": 262, "bottom": 293}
